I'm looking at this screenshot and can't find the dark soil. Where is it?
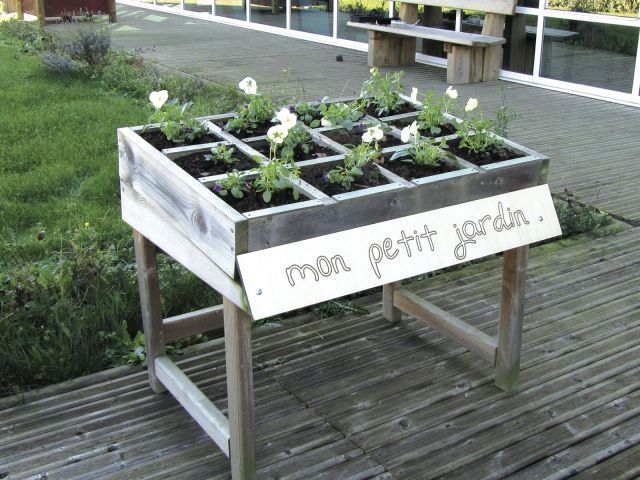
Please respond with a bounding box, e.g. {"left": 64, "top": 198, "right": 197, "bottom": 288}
{"left": 380, "top": 156, "right": 459, "bottom": 180}
{"left": 248, "top": 140, "right": 340, "bottom": 161}
{"left": 141, "top": 131, "right": 220, "bottom": 150}
{"left": 390, "top": 118, "right": 458, "bottom": 138}
{"left": 447, "top": 137, "right": 522, "bottom": 166}
{"left": 173, "top": 151, "right": 257, "bottom": 178}
{"left": 322, "top": 128, "right": 403, "bottom": 149}
{"left": 215, "top": 119, "right": 273, "bottom": 138}
{"left": 300, "top": 160, "right": 390, "bottom": 196}
{"left": 365, "top": 102, "right": 419, "bottom": 117}
{"left": 214, "top": 187, "right": 308, "bottom": 213}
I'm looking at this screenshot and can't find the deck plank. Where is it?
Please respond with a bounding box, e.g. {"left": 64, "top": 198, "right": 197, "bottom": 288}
{"left": 2, "top": 227, "right": 639, "bottom": 479}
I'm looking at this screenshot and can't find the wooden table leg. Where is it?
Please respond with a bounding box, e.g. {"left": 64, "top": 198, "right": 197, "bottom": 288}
{"left": 15, "top": 0, "right": 24, "bottom": 20}
{"left": 108, "top": 0, "right": 117, "bottom": 22}
{"left": 224, "top": 297, "right": 256, "bottom": 480}
{"left": 383, "top": 281, "right": 402, "bottom": 323}
{"left": 495, "top": 245, "right": 529, "bottom": 392}
{"left": 133, "top": 230, "right": 166, "bottom": 393}
{"left": 35, "top": 0, "right": 44, "bottom": 24}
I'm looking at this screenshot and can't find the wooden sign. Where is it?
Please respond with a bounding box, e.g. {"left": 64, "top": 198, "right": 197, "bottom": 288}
{"left": 238, "top": 185, "right": 561, "bottom": 320}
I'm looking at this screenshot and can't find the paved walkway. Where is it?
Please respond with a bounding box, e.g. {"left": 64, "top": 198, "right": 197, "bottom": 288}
{"left": 108, "top": 3, "right": 640, "bottom": 224}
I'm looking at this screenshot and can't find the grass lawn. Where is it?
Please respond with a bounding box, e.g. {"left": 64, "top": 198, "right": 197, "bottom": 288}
{"left": 0, "top": 41, "right": 145, "bottom": 256}
{"left": 0, "top": 24, "right": 242, "bottom": 395}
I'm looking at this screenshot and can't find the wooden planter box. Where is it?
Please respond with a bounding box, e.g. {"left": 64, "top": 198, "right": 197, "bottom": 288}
{"left": 118, "top": 94, "right": 551, "bottom": 479}
{"left": 119, "top": 95, "right": 548, "bottom": 307}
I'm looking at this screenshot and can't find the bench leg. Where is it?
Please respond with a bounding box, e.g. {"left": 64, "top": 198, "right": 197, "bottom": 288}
{"left": 482, "top": 45, "right": 503, "bottom": 81}
{"left": 133, "top": 230, "right": 166, "bottom": 393}
{"left": 447, "top": 45, "right": 483, "bottom": 84}
{"left": 495, "top": 246, "right": 529, "bottom": 392}
{"left": 224, "top": 297, "right": 256, "bottom": 480}
{"left": 368, "top": 31, "right": 414, "bottom": 68}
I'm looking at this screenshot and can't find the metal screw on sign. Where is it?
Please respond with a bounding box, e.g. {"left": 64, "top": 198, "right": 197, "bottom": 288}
{"left": 256, "top": 289, "right": 262, "bottom": 296}
{"left": 539, "top": 216, "right": 544, "bottom": 221}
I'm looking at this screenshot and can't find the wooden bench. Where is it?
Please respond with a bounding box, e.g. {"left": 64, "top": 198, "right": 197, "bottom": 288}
{"left": 348, "top": 0, "right": 517, "bottom": 84}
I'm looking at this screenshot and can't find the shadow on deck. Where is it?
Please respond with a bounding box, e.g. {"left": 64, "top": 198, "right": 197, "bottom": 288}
{"left": 1, "top": 226, "right": 639, "bottom": 479}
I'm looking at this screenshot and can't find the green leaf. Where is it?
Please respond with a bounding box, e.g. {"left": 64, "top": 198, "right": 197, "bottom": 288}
{"left": 262, "top": 190, "right": 272, "bottom": 203}
{"left": 231, "top": 187, "right": 244, "bottom": 199}
{"left": 292, "top": 188, "right": 300, "bottom": 200}
{"left": 389, "top": 151, "right": 405, "bottom": 161}
{"left": 343, "top": 119, "right": 354, "bottom": 131}
{"left": 310, "top": 119, "right": 320, "bottom": 128}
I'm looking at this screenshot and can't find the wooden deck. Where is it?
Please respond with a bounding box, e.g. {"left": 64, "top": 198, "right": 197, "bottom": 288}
{"left": 3, "top": 5, "right": 638, "bottom": 479}
{"left": 1, "top": 225, "right": 639, "bottom": 479}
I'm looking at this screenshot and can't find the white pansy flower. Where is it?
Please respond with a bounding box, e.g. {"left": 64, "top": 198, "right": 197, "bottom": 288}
{"left": 400, "top": 125, "right": 411, "bottom": 143}
{"left": 276, "top": 108, "right": 291, "bottom": 124}
{"left": 370, "top": 67, "right": 377, "bottom": 75}
{"left": 267, "top": 124, "right": 288, "bottom": 144}
{"left": 362, "top": 125, "right": 384, "bottom": 143}
{"left": 276, "top": 108, "right": 298, "bottom": 130}
{"left": 465, "top": 98, "right": 478, "bottom": 112}
{"left": 400, "top": 120, "right": 418, "bottom": 143}
{"left": 410, "top": 87, "right": 418, "bottom": 103}
{"left": 149, "top": 90, "right": 168, "bottom": 109}
{"left": 238, "top": 77, "right": 257, "bottom": 95}
{"left": 445, "top": 86, "right": 458, "bottom": 99}
{"left": 320, "top": 118, "right": 332, "bottom": 127}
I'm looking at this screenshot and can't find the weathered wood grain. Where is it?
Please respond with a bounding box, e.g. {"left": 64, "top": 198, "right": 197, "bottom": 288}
{"left": 397, "top": 0, "right": 517, "bottom": 15}
{"left": 382, "top": 281, "right": 403, "bottom": 323}
{"left": 133, "top": 231, "right": 166, "bottom": 393}
{"left": 246, "top": 159, "right": 544, "bottom": 250}
{"left": 223, "top": 297, "right": 257, "bottom": 479}
{"left": 155, "top": 356, "right": 231, "bottom": 456}
{"left": 118, "top": 127, "right": 245, "bottom": 278}
{"left": 120, "top": 181, "right": 247, "bottom": 308}
{"left": 163, "top": 305, "right": 224, "bottom": 342}
{"left": 348, "top": 22, "right": 506, "bottom": 48}
{"left": 394, "top": 288, "right": 497, "bottom": 363}
{"left": 495, "top": 245, "right": 529, "bottom": 392}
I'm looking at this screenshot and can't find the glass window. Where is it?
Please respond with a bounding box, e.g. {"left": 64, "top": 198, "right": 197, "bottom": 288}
{"left": 418, "top": 6, "right": 455, "bottom": 58}
{"left": 461, "top": 10, "right": 484, "bottom": 34}
{"left": 251, "top": 0, "right": 286, "bottom": 27}
{"left": 215, "top": 0, "right": 246, "bottom": 20}
{"left": 156, "top": 0, "right": 182, "bottom": 7}
{"left": 185, "top": 0, "right": 213, "bottom": 13}
{"left": 545, "top": 0, "right": 639, "bottom": 17}
{"left": 291, "top": 0, "right": 333, "bottom": 36}
{"left": 503, "top": 14, "right": 538, "bottom": 74}
{"left": 540, "top": 17, "right": 638, "bottom": 92}
{"left": 337, "top": 0, "right": 389, "bottom": 43}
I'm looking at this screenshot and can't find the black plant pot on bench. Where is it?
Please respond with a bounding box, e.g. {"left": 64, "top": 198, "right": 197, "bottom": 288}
{"left": 349, "top": 14, "right": 399, "bottom": 24}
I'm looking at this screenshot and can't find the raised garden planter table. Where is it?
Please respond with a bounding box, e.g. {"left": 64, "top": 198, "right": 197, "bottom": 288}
{"left": 119, "top": 97, "right": 553, "bottom": 479}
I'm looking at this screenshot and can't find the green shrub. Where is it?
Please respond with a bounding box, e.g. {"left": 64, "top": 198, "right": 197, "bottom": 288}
{"left": 0, "top": 19, "right": 53, "bottom": 53}
{"left": 547, "top": 0, "right": 638, "bottom": 15}
{"left": 0, "top": 226, "right": 221, "bottom": 396}
{"left": 554, "top": 191, "right": 612, "bottom": 237}
{"left": 101, "top": 50, "right": 244, "bottom": 115}
{"left": 43, "top": 27, "right": 111, "bottom": 74}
